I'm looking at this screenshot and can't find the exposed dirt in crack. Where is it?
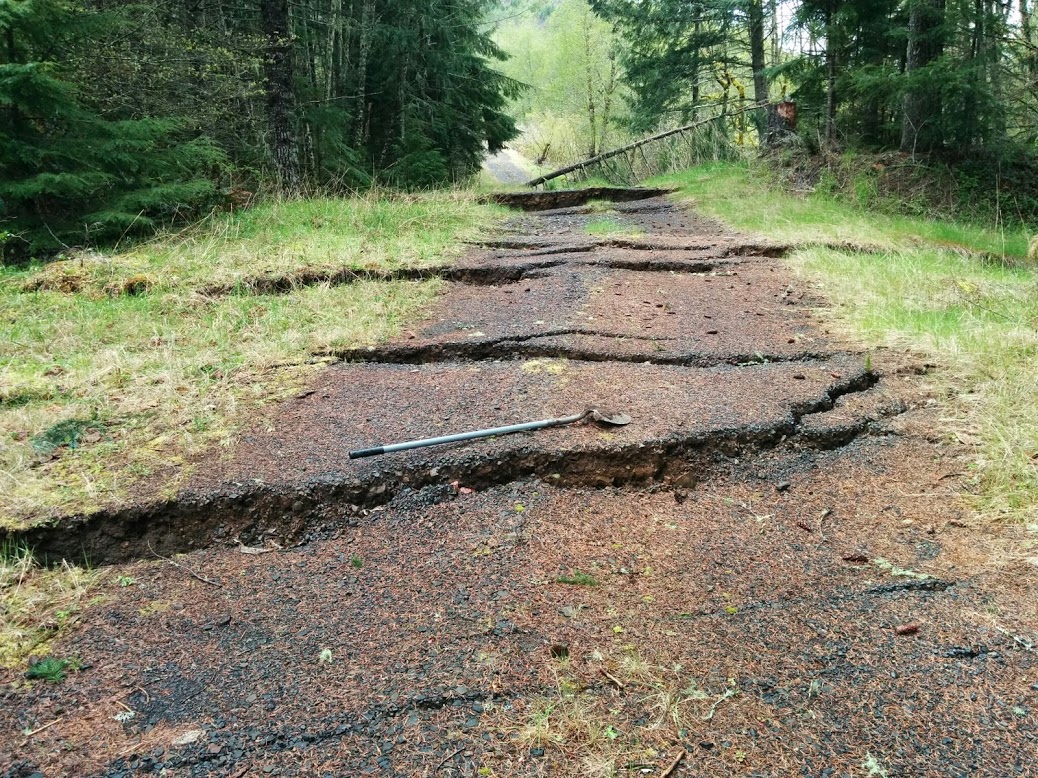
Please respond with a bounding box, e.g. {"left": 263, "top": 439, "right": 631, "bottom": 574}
{"left": 331, "top": 337, "right": 838, "bottom": 368}
{"left": 469, "top": 237, "right": 786, "bottom": 256}
{"left": 19, "top": 359, "right": 884, "bottom": 563}
{"left": 3, "top": 192, "right": 1036, "bottom": 778}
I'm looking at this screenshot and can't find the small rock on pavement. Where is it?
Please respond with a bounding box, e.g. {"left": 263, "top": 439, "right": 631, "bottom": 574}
{"left": 776, "top": 481, "right": 791, "bottom": 493}
{"left": 172, "top": 729, "right": 205, "bottom": 746}
{"left": 895, "top": 623, "right": 921, "bottom": 636}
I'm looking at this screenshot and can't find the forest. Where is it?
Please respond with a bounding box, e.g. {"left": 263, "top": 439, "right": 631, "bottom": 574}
{"left": 495, "top": 0, "right": 1038, "bottom": 220}
{"left": 2, "top": 0, "right": 1038, "bottom": 260}
{"left": 0, "top": 0, "right": 520, "bottom": 258}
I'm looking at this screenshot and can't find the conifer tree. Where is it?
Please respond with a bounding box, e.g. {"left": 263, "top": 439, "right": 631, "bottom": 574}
{"left": 589, "top": 0, "right": 770, "bottom": 132}
{"left": 0, "top": 0, "right": 223, "bottom": 259}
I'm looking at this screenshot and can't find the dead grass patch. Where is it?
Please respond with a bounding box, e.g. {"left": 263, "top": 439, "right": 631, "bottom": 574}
{"left": 488, "top": 648, "right": 743, "bottom": 777}
{"left": 0, "top": 542, "right": 99, "bottom": 668}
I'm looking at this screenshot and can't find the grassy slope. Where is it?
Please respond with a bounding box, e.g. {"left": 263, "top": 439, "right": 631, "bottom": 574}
{"left": 653, "top": 162, "right": 1031, "bottom": 258}
{"left": 652, "top": 162, "right": 1038, "bottom": 522}
{"left": 0, "top": 192, "right": 503, "bottom": 529}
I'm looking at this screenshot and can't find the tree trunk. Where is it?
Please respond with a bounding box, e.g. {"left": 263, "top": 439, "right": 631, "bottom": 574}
{"left": 824, "top": 3, "right": 837, "bottom": 148}
{"left": 691, "top": 7, "right": 702, "bottom": 118}
{"left": 328, "top": 0, "right": 342, "bottom": 100}
{"left": 900, "top": 0, "right": 946, "bottom": 153}
{"left": 1023, "top": 0, "right": 1038, "bottom": 82}
{"left": 260, "top": 0, "right": 301, "bottom": 191}
{"left": 960, "top": 0, "right": 985, "bottom": 143}
{"left": 769, "top": 0, "right": 779, "bottom": 65}
{"left": 5, "top": 25, "right": 25, "bottom": 138}
{"left": 601, "top": 46, "right": 618, "bottom": 150}
{"left": 352, "top": 0, "right": 374, "bottom": 147}
{"left": 582, "top": 8, "right": 597, "bottom": 157}
{"left": 747, "top": 0, "right": 769, "bottom": 141}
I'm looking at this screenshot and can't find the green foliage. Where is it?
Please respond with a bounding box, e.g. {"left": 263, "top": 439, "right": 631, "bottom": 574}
{"left": 0, "top": 0, "right": 519, "bottom": 256}
{"left": 0, "top": 0, "right": 225, "bottom": 260}
{"left": 590, "top": 0, "right": 753, "bottom": 131}
{"left": 555, "top": 569, "right": 597, "bottom": 585}
{"left": 25, "top": 656, "right": 74, "bottom": 681}
{"left": 494, "top": 0, "right": 628, "bottom": 163}
{"left": 357, "top": 0, "right": 520, "bottom": 185}
{"left": 769, "top": 0, "right": 1021, "bottom": 153}
{"left": 581, "top": 0, "right": 1035, "bottom": 169}
{"left": 30, "top": 419, "right": 97, "bottom": 455}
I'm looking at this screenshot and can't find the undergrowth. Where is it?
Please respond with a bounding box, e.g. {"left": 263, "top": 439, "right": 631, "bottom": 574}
{"left": 492, "top": 648, "right": 743, "bottom": 777}
{"left": 584, "top": 217, "right": 644, "bottom": 238}
{"left": 657, "top": 161, "right": 1038, "bottom": 521}
{"left": 0, "top": 191, "right": 502, "bottom": 528}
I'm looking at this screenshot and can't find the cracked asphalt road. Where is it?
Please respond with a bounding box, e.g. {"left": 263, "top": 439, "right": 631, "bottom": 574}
{"left": 3, "top": 194, "right": 1036, "bottom": 777}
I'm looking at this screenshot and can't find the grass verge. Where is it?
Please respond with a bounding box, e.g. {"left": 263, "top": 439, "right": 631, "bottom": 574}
{"left": 0, "top": 191, "right": 503, "bottom": 528}
{"left": 652, "top": 161, "right": 1031, "bottom": 259}
{"left": 654, "top": 161, "right": 1038, "bottom": 521}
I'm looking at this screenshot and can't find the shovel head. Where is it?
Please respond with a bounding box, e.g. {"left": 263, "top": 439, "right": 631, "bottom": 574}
{"left": 588, "top": 409, "right": 633, "bottom": 426}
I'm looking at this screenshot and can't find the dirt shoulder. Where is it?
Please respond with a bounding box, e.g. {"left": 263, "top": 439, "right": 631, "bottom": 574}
{"left": 2, "top": 194, "right": 1035, "bottom": 777}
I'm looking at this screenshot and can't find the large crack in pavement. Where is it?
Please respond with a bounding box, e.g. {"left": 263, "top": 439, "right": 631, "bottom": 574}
{"left": 3, "top": 192, "right": 1036, "bottom": 778}
{"left": 20, "top": 358, "right": 889, "bottom": 563}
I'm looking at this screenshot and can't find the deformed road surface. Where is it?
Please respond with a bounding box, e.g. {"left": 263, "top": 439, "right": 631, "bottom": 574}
{"left": 2, "top": 194, "right": 1036, "bottom": 777}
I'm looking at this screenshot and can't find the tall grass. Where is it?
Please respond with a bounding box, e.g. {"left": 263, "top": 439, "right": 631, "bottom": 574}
{"left": 11, "top": 190, "right": 502, "bottom": 296}
{"left": 0, "top": 541, "right": 97, "bottom": 667}
{"left": 651, "top": 161, "right": 1030, "bottom": 259}
{"left": 797, "top": 246, "right": 1038, "bottom": 519}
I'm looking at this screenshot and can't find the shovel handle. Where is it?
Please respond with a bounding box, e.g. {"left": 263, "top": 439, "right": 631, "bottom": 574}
{"left": 348, "top": 411, "right": 589, "bottom": 459}
{"left": 349, "top": 445, "right": 388, "bottom": 459}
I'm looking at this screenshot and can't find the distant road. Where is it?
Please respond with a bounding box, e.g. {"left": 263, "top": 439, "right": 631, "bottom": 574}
{"left": 481, "top": 148, "right": 533, "bottom": 184}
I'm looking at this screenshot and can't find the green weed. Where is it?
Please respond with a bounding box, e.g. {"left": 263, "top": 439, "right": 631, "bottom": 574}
{"left": 555, "top": 570, "right": 597, "bottom": 586}
{"left": 1, "top": 542, "right": 97, "bottom": 667}
{"left": 25, "top": 656, "right": 75, "bottom": 681}
{"left": 583, "top": 216, "right": 646, "bottom": 239}
{"left": 30, "top": 419, "right": 100, "bottom": 455}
